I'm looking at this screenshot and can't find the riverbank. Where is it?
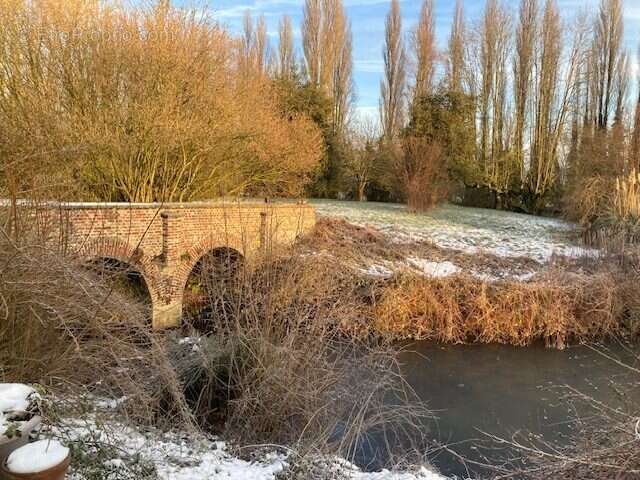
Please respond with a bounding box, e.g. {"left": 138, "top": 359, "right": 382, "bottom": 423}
{"left": 45, "top": 394, "right": 447, "bottom": 480}
{"left": 3, "top": 200, "right": 639, "bottom": 479}
{"left": 295, "top": 205, "right": 639, "bottom": 348}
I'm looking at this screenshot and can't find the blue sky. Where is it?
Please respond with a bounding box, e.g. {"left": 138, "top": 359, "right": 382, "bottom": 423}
{"left": 196, "top": 0, "right": 640, "bottom": 119}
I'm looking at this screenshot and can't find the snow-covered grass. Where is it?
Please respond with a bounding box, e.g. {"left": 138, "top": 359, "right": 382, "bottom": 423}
{"left": 359, "top": 258, "right": 538, "bottom": 282}
{"left": 312, "top": 200, "right": 598, "bottom": 262}
{"left": 50, "top": 399, "right": 448, "bottom": 480}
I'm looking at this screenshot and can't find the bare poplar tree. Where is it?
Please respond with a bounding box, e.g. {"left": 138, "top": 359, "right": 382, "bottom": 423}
{"left": 529, "top": 0, "right": 562, "bottom": 200}
{"left": 593, "top": 0, "right": 624, "bottom": 129}
{"left": 513, "top": 0, "right": 538, "bottom": 182}
{"left": 632, "top": 49, "right": 640, "bottom": 170}
{"left": 302, "top": 0, "right": 353, "bottom": 134}
{"left": 332, "top": 19, "right": 354, "bottom": 135}
{"left": 240, "top": 10, "right": 255, "bottom": 81}
{"left": 240, "top": 11, "right": 269, "bottom": 78}
{"left": 302, "top": 0, "right": 322, "bottom": 86}
{"left": 255, "top": 14, "right": 269, "bottom": 75}
{"left": 527, "top": 1, "right": 588, "bottom": 207}
{"left": 412, "top": 0, "right": 436, "bottom": 103}
{"left": 447, "top": 0, "right": 466, "bottom": 93}
{"left": 380, "top": 0, "right": 406, "bottom": 142}
{"left": 613, "top": 51, "right": 629, "bottom": 124}
{"left": 324, "top": 0, "right": 354, "bottom": 135}
{"left": 478, "top": 0, "right": 513, "bottom": 193}
{"left": 278, "top": 15, "right": 295, "bottom": 79}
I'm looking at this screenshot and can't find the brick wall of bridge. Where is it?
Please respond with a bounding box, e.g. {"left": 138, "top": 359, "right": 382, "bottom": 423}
{"left": 38, "top": 201, "right": 315, "bottom": 328}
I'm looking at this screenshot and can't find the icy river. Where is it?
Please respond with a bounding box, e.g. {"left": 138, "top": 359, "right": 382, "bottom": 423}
{"left": 396, "top": 341, "right": 639, "bottom": 478}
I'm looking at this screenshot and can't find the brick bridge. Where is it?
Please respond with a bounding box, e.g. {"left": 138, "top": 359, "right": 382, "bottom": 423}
{"left": 37, "top": 201, "right": 316, "bottom": 329}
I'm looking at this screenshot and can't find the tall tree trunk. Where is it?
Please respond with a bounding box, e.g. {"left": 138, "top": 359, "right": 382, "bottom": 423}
{"left": 514, "top": 0, "right": 538, "bottom": 183}
{"left": 380, "top": 0, "right": 406, "bottom": 142}
{"left": 412, "top": 0, "right": 436, "bottom": 104}
{"left": 447, "top": 0, "right": 465, "bottom": 93}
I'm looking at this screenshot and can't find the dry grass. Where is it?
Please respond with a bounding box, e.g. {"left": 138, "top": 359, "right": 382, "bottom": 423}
{"left": 300, "top": 218, "right": 639, "bottom": 349}
{"left": 373, "top": 271, "right": 634, "bottom": 349}
{"left": 0, "top": 221, "right": 194, "bottom": 429}
{"left": 568, "top": 170, "right": 640, "bottom": 252}
{"left": 177, "top": 246, "right": 432, "bottom": 465}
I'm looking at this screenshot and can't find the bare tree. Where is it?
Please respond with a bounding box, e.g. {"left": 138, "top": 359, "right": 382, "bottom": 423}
{"left": 302, "top": 0, "right": 353, "bottom": 135}
{"left": 302, "top": 0, "right": 322, "bottom": 86}
{"left": 346, "top": 116, "right": 381, "bottom": 200}
{"left": 240, "top": 10, "right": 255, "bottom": 81}
{"left": 278, "top": 15, "right": 295, "bottom": 80}
{"left": 529, "top": 0, "right": 562, "bottom": 201}
{"left": 613, "top": 51, "right": 630, "bottom": 124}
{"left": 478, "top": 0, "right": 513, "bottom": 193}
{"left": 446, "top": 0, "right": 466, "bottom": 93}
{"left": 412, "top": 0, "right": 436, "bottom": 103}
{"left": 632, "top": 49, "right": 640, "bottom": 171}
{"left": 380, "top": 0, "right": 406, "bottom": 142}
{"left": 325, "top": 0, "right": 354, "bottom": 135}
{"left": 240, "top": 11, "right": 269, "bottom": 78}
{"left": 528, "top": 1, "right": 589, "bottom": 208}
{"left": 513, "top": 0, "right": 538, "bottom": 182}
{"left": 594, "top": 0, "right": 625, "bottom": 129}
{"left": 255, "top": 14, "right": 270, "bottom": 75}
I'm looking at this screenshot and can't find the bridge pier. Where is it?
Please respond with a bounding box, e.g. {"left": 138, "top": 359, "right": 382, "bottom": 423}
{"left": 153, "top": 301, "right": 183, "bottom": 330}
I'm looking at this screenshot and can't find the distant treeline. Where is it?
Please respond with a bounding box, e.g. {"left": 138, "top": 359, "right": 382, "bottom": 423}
{"left": 1, "top": 0, "right": 639, "bottom": 224}
{"left": 310, "top": 0, "right": 639, "bottom": 218}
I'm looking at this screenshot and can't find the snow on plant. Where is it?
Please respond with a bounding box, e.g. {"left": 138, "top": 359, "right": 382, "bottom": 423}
{"left": 0, "top": 383, "right": 39, "bottom": 440}
{"left": 0, "top": 384, "right": 37, "bottom": 414}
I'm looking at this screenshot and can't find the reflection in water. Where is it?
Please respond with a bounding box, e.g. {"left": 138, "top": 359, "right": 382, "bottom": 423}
{"left": 394, "top": 342, "right": 639, "bottom": 478}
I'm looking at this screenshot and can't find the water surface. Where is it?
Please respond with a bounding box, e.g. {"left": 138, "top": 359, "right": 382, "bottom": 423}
{"left": 397, "top": 342, "right": 639, "bottom": 478}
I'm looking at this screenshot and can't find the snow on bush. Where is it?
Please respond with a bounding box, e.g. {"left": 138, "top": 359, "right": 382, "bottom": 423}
{"left": 6, "top": 439, "right": 69, "bottom": 473}
{"left": 0, "top": 384, "right": 36, "bottom": 414}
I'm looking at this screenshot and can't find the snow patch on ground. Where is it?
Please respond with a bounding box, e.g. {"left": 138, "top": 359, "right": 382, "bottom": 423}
{"left": 313, "top": 200, "right": 599, "bottom": 262}
{"left": 361, "top": 263, "right": 395, "bottom": 278}
{"left": 54, "top": 406, "right": 449, "bottom": 480}
{"left": 6, "top": 439, "right": 69, "bottom": 474}
{"left": 407, "top": 258, "right": 460, "bottom": 277}
{"left": 360, "top": 258, "right": 537, "bottom": 283}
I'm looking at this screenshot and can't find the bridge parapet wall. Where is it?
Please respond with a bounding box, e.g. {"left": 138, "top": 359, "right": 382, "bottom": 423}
{"left": 12, "top": 201, "right": 315, "bottom": 328}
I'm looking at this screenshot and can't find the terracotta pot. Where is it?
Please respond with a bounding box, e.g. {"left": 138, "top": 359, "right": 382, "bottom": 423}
{"left": 0, "top": 453, "right": 70, "bottom": 480}
{"left": 0, "top": 417, "right": 42, "bottom": 463}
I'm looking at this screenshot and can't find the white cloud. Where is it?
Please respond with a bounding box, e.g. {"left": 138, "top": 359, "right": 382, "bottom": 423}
{"left": 627, "top": 5, "right": 640, "bottom": 21}
{"left": 353, "top": 106, "right": 379, "bottom": 124}
{"left": 354, "top": 59, "right": 384, "bottom": 73}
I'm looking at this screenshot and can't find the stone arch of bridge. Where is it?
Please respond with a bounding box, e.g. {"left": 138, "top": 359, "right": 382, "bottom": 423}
{"left": 76, "top": 237, "right": 163, "bottom": 310}
{"left": 174, "top": 234, "right": 246, "bottom": 300}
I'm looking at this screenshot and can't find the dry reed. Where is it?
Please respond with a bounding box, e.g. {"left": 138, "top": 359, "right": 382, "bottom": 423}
{"left": 373, "top": 272, "right": 631, "bottom": 349}
{"left": 178, "top": 245, "right": 433, "bottom": 465}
